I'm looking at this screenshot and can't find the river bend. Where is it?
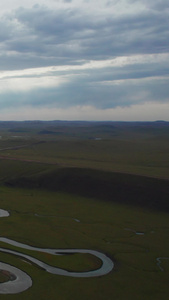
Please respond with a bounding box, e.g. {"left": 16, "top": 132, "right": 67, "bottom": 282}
{"left": 0, "top": 234, "right": 114, "bottom": 293}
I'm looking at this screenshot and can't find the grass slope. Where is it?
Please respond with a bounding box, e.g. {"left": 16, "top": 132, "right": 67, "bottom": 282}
{"left": 6, "top": 167, "right": 169, "bottom": 213}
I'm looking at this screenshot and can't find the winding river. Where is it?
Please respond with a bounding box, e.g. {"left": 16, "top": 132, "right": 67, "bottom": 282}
{"left": 0, "top": 210, "right": 114, "bottom": 294}
{"left": 0, "top": 209, "right": 10, "bottom": 217}
{"left": 156, "top": 257, "right": 169, "bottom": 272}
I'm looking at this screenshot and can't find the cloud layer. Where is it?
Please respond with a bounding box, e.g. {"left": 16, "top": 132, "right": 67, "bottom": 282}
{"left": 0, "top": 0, "right": 168, "bottom": 120}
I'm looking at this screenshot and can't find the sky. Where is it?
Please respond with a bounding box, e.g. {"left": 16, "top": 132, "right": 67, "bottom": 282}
{"left": 0, "top": 0, "right": 169, "bottom": 121}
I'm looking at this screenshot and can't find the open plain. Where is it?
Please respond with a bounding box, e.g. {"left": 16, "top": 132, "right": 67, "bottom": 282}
{"left": 0, "top": 121, "right": 169, "bottom": 299}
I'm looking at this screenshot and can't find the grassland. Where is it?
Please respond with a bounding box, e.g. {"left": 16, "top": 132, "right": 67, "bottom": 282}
{"left": 0, "top": 121, "right": 168, "bottom": 299}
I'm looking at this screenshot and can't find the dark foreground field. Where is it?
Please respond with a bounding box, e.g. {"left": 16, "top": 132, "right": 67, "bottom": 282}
{"left": 0, "top": 121, "right": 168, "bottom": 299}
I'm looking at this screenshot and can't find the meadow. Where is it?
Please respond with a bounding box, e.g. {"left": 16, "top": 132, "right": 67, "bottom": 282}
{"left": 0, "top": 121, "right": 168, "bottom": 299}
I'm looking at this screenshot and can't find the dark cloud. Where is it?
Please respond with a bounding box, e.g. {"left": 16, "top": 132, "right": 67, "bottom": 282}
{"left": 1, "top": 67, "right": 168, "bottom": 111}
{"left": 62, "top": 0, "right": 73, "bottom": 3}
{"left": 0, "top": 23, "right": 11, "bottom": 42}
{"left": 132, "top": 0, "right": 169, "bottom": 11}
{"left": 0, "top": 1, "right": 168, "bottom": 121}
{"left": 0, "top": 3, "right": 168, "bottom": 70}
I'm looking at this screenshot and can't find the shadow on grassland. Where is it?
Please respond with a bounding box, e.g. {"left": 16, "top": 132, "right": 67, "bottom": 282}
{"left": 5, "top": 167, "right": 169, "bottom": 213}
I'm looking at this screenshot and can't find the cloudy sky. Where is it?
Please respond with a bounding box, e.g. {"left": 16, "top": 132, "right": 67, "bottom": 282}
{"left": 0, "top": 0, "right": 168, "bottom": 121}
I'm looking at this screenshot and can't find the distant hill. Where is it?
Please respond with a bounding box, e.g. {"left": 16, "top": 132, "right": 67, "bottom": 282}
{"left": 0, "top": 120, "right": 168, "bottom": 140}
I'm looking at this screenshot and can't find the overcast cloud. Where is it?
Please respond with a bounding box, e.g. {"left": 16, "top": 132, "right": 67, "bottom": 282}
{"left": 0, "top": 0, "right": 168, "bottom": 121}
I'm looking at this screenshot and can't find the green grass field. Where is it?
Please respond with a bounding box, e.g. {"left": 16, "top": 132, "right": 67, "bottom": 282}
{"left": 0, "top": 187, "right": 169, "bottom": 300}
{"left": 0, "top": 121, "right": 168, "bottom": 299}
